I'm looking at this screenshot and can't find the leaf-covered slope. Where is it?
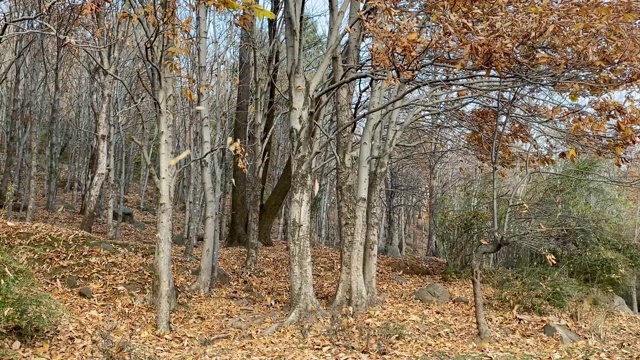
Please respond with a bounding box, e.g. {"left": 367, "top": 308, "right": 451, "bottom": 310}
{"left": 1, "top": 221, "right": 640, "bottom": 359}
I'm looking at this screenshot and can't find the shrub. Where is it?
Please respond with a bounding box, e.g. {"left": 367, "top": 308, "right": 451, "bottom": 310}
{"left": 488, "top": 266, "right": 587, "bottom": 315}
{"left": 0, "top": 245, "right": 62, "bottom": 339}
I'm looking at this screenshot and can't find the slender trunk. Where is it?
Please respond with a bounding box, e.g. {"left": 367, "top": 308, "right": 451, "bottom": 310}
{"left": 427, "top": 165, "right": 438, "bottom": 257}
{"left": 632, "top": 274, "right": 638, "bottom": 313}
{"left": 245, "top": 180, "right": 260, "bottom": 268}
{"left": 26, "top": 117, "right": 39, "bottom": 222}
{"left": 107, "top": 120, "right": 116, "bottom": 238}
{"left": 80, "top": 80, "right": 112, "bottom": 232}
{"left": 192, "top": 3, "right": 220, "bottom": 293}
{"left": 472, "top": 253, "right": 490, "bottom": 340}
{"left": 184, "top": 120, "right": 201, "bottom": 259}
{"left": 46, "top": 42, "right": 63, "bottom": 211}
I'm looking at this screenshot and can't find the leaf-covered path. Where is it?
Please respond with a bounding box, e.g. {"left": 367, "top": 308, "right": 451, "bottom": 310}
{"left": 2, "top": 220, "right": 640, "bottom": 359}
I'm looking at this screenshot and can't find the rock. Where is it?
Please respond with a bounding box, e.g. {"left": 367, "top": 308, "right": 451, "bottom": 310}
{"left": 453, "top": 296, "right": 470, "bottom": 304}
{"left": 132, "top": 221, "right": 146, "bottom": 230}
{"left": 97, "top": 242, "right": 117, "bottom": 253}
{"left": 78, "top": 287, "right": 93, "bottom": 299}
{"left": 65, "top": 275, "right": 78, "bottom": 289}
{"left": 113, "top": 206, "right": 134, "bottom": 224}
{"left": 172, "top": 234, "right": 186, "bottom": 245}
{"left": 377, "top": 246, "right": 386, "bottom": 255}
{"left": 62, "top": 203, "right": 76, "bottom": 212}
{"left": 613, "top": 295, "right": 634, "bottom": 314}
{"left": 413, "top": 283, "right": 450, "bottom": 303}
{"left": 386, "top": 245, "right": 401, "bottom": 257}
{"left": 11, "top": 340, "right": 20, "bottom": 350}
{"left": 543, "top": 323, "right": 582, "bottom": 344}
{"left": 390, "top": 273, "right": 408, "bottom": 284}
{"left": 215, "top": 267, "right": 231, "bottom": 286}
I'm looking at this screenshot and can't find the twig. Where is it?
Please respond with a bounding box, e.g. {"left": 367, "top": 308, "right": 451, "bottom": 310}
{"left": 176, "top": 146, "right": 228, "bottom": 173}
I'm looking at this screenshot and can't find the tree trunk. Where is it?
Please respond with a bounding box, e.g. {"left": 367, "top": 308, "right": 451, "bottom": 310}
{"left": 258, "top": 158, "right": 291, "bottom": 245}
{"left": 191, "top": 2, "right": 220, "bottom": 293}
{"left": 472, "top": 251, "right": 491, "bottom": 340}
{"left": 1, "top": 72, "right": 19, "bottom": 204}
{"left": 282, "top": 73, "right": 321, "bottom": 323}
{"left": 151, "top": 69, "right": 177, "bottom": 332}
{"left": 631, "top": 274, "right": 638, "bottom": 313}
{"left": 46, "top": 40, "right": 64, "bottom": 212}
{"left": 80, "top": 79, "right": 112, "bottom": 232}
{"left": 255, "top": 0, "right": 287, "bottom": 247}
{"left": 335, "top": 79, "right": 382, "bottom": 310}
{"left": 363, "top": 112, "right": 387, "bottom": 303}
{"left": 26, "top": 116, "right": 39, "bottom": 222}
{"left": 332, "top": 80, "right": 362, "bottom": 308}
{"left": 285, "top": 150, "right": 321, "bottom": 323}
{"left": 106, "top": 119, "right": 116, "bottom": 239}
{"left": 227, "top": 21, "right": 253, "bottom": 248}
{"left": 184, "top": 118, "right": 201, "bottom": 259}
{"left": 427, "top": 165, "right": 438, "bottom": 257}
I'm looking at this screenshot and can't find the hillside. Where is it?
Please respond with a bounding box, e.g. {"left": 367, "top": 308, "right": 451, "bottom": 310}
{"left": 2, "top": 215, "right": 640, "bottom": 359}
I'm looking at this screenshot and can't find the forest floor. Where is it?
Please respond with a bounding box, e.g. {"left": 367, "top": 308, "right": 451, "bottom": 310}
{"left": 2, "top": 198, "right": 640, "bottom": 359}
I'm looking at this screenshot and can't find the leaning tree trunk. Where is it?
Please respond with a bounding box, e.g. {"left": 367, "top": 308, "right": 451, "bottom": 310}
{"left": 255, "top": 0, "right": 288, "bottom": 247}
{"left": 258, "top": 158, "right": 291, "bottom": 245}
{"left": 80, "top": 79, "right": 112, "bottom": 232}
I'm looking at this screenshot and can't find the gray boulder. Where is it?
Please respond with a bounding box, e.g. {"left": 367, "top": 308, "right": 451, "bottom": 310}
{"left": 113, "top": 206, "right": 134, "bottom": 224}
{"left": 613, "top": 295, "right": 634, "bottom": 314}
{"left": 78, "top": 287, "right": 93, "bottom": 299}
{"left": 413, "top": 283, "right": 450, "bottom": 303}
{"left": 543, "top": 323, "right": 582, "bottom": 344}
{"left": 386, "top": 245, "right": 401, "bottom": 258}
{"left": 172, "top": 234, "right": 186, "bottom": 245}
